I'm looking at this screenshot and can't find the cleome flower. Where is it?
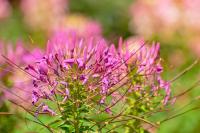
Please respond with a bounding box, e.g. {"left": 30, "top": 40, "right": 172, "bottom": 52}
{"left": 0, "top": 41, "right": 43, "bottom": 108}
{"left": 23, "top": 32, "right": 170, "bottom": 132}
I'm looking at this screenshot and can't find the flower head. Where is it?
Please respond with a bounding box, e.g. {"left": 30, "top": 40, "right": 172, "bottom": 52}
{"left": 24, "top": 32, "right": 171, "bottom": 116}
{"left": 14, "top": 32, "right": 171, "bottom": 132}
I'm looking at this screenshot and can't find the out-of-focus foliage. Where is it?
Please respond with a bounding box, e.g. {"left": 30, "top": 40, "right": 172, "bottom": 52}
{"left": 69, "top": 0, "right": 133, "bottom": 40}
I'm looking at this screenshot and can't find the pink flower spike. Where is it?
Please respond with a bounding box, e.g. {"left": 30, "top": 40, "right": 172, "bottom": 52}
{"left": 63, "top": 59, "right": 75, "bottom": 67}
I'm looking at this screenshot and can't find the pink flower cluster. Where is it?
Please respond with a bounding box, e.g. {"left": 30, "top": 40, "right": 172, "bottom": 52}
{"left": 0, "top": 41, "right": 43, "bottom": 107}
{"left": 22, "top": 32, "right": 170, "bottom": 115}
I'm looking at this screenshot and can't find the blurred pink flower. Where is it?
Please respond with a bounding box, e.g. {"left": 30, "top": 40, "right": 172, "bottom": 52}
{"left": 0, "top": 0, "right": 11, "bottom": 20}
{"left": 20, "top": 0, "right": 102, "bottom": 38}
{"left": 183, "top": 0, "right": 200, "bottom": 32}
{"left": 55, "top": 14, "right": 102, "bottom": 38}
{"left": 130, "top": 0, "right": 180, "bottom": 37}
{"left": 20, "top": 0, "right": 68, "bottom": 32}
{"left": 130, "top": 0, "right": 200, "bottom": 58}
{"left": 130, "top": 0, "right": 200, "bottom": 35}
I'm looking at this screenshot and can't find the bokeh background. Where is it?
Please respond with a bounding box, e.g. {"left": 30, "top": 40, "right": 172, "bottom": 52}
{"left": 0, "top": 0, "right": 200, "bottom": 132}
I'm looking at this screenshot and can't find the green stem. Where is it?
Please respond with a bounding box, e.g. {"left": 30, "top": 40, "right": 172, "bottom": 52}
{"left": 75, "top": 120, "right": 79, "bottom": 133}
{"left": 74, "top": 83, "right": 80, "bottom": 133}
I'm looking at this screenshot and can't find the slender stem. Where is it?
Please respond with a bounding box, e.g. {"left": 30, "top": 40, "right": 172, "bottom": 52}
{"left": 160, "top": 106, "right": 200, "bottom": 123}
{"left": 170, "top": 80, "right": 200, "bottom": 100}
{"left": 123, "top": 115, "right": 159, "bottom": 128}
{"left": 73, "top": 82, "right": 80, "bottom": 133}
{"left": 0, "top": 112, "right": 13, "bottom": 115}
{"left": 170, "top": 59, "right": 199, "bottom": 83}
